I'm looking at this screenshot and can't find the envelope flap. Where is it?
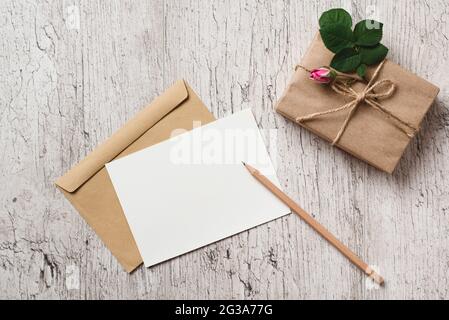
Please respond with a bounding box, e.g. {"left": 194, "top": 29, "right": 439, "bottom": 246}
{"left": 56, "top": 80, "right": 189, "bottom": 193}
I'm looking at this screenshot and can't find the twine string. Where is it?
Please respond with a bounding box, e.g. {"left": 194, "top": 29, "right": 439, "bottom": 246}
{"left": 295, "top": 60, "right": 418, "bottom": 145}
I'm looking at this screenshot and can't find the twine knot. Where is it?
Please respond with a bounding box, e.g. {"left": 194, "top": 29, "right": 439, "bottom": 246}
{"left": 295, "top": 60, "right": 418, "bottom": 146}
{"left": 355, "top": 92, "right": 366, "bottom": 104}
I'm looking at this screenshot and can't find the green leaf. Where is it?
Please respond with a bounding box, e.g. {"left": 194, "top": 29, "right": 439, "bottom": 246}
{"left": 359, "top": 44, "right": 389, "bottom": 65}
{"left": 319, "top": 8, "right": 352, "bottom": 28}
{"left": 357, "top": 64, "right": 367, "bottom": 78}
{"left": 320, "top": 23, "right": 355, "bottom": 54}
{"left": 331, "top": 48, "right": 362, "bottom": 72}
{"left": 354, "top": 20, "right": 383, "bottom": 46}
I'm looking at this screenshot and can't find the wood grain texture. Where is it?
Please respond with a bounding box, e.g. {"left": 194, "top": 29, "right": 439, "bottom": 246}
{"left": 1, "top": 0, "right": 448, "bottom": 299}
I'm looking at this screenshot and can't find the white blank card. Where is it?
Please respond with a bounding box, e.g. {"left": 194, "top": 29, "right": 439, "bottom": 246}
{"left": 106, "top": 109, "right": 290, "bottom": 267}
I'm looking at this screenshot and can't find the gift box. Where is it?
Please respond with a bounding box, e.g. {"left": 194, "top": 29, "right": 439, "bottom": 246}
{"left": 276, "top": 33, "right": 440, "bottom": 173}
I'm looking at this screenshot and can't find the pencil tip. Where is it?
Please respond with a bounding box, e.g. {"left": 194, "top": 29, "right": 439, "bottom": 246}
{"left": 242, "top": 161, "right": 246, "bottom": 166}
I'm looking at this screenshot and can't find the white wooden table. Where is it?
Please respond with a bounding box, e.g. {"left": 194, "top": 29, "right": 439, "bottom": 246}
{"left": 1, "top": 0, "right": 448, "bottom": 299}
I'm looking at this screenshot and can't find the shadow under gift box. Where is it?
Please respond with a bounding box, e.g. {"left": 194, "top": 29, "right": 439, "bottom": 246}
{"left": 275, "top": 33, "right": 440, "bottom": 174}
{"left": 55, "top": 80, "right": 216, "bottom": 272}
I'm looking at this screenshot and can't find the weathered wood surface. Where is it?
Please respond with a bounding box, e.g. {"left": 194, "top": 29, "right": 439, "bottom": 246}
{"left": 1, "top": 0, "right": 448, "bottom": 299}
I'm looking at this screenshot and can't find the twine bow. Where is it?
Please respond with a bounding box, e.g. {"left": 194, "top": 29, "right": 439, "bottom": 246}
{"left": 295, "top": 60, "right": 418, "bottom": 146}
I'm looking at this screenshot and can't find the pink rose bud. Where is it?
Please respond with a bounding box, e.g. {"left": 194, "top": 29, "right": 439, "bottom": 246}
{"left": 309, "top": 67, "right": 336, "bottom": 84}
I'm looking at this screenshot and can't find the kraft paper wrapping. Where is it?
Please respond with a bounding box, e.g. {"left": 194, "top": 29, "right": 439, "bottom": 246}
{"left": 276, "top": 34, "right": 439, "bottom": 173}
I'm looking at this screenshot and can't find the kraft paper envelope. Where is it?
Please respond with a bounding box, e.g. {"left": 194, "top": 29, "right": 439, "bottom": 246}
{"left": 55, "top": 80, "right": 216, "bottom": 272}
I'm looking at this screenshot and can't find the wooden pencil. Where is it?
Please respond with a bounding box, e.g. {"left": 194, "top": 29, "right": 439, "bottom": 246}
{"left": 243, "top": 162, "right": 384, "bottom": 286}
